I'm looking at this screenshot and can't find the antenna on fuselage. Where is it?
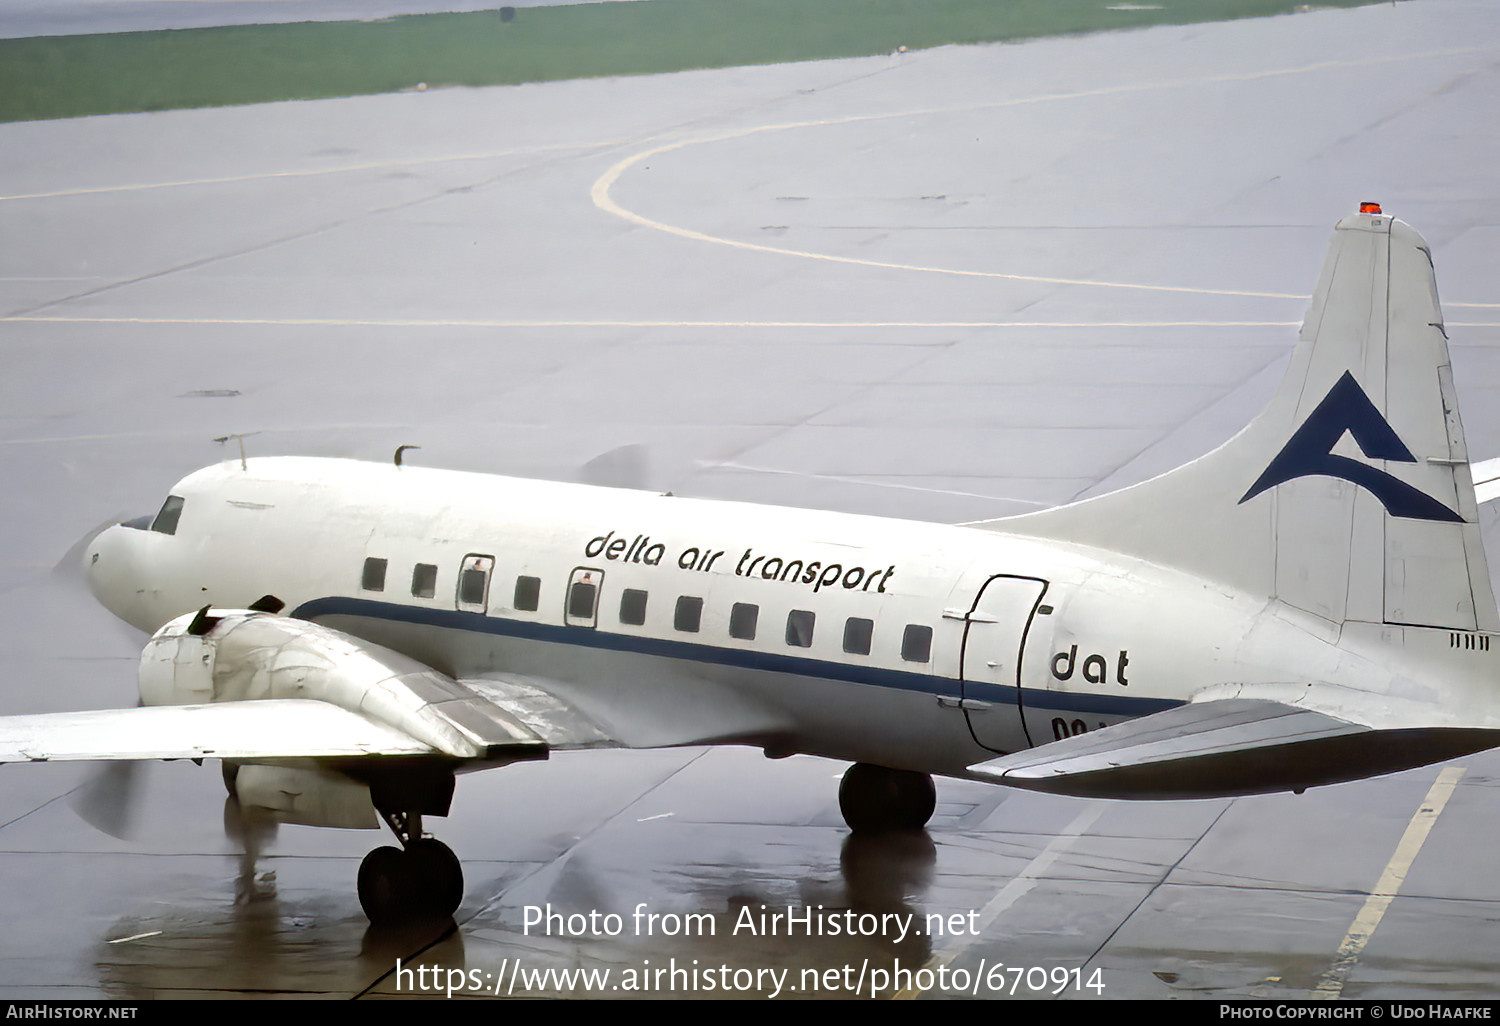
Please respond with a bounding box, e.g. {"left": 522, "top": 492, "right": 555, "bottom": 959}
{"left": 395, "top": 444, "right": 421, "bottom": 468}
{"left": 212, "top": 432, "right": 260, "bottom": 471}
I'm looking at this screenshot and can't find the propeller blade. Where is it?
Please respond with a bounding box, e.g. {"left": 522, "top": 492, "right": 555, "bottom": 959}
{"left": 579, "top": 443, "right": 654, "bottom": 491}
{"left": 70, "top": 761, "right": 140, "bottom": 840}
{"left": 51, "top": 517, "right": 127, "bottom": 584}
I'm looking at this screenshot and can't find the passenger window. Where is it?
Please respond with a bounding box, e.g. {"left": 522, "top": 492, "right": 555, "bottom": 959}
{"left": 514, "top": 576, "right": 541, "bottom": 611}
{"left": 568, "top": 580, "right": 598, "bottom": 620}
{"left": 786, "top": 610, "right": 815, "bottom": 648}
{"left": 674, "top": 596, "right": 703, "bottom": 633}
{"left": 620, "top": 589, "right": 648, "bottom": 626}
{"left": 150, "top": 495, "right": 185, "bottom": 535}
{"left": 902, "top": 624, "right": 933, "bottom": 663}
{"left": 844, "top": 617, "right": 873, "bottom": 655}
{"left": 361, "top": 557, "right": 387, "bottom": 592}
{"left": 411, "top": 563, "right": 438, "bottom": 598}
{"left": 729, "top": 602, "right": 759, "bottom": 640}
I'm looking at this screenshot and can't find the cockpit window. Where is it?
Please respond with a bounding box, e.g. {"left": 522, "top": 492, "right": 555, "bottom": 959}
{"left": 150, "top": 495, "right": 185, "bottom": 535}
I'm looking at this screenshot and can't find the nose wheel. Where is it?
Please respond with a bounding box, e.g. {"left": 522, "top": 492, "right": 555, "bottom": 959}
{"left": 358, "top": 811, "right": 464, "bottom": 923}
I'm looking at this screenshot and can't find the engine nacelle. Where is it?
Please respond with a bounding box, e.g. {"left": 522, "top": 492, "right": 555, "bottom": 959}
{"left": 138, "top": 609, "right": 546, "bottom": 761}
{"left": 232, "top": 763, "right": 378, "bottom": 830}
{"left": 140, "top": 619, "right": 218, "bottom": 705}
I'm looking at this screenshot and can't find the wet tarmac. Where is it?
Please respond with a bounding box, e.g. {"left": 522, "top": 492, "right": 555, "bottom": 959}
{"left": 2, "top": 0, "right": 1499, "bottom": 1000}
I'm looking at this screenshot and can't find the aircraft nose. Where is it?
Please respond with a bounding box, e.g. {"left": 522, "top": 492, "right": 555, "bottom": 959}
{"left": 86, "top": 520, "right": 157, "bottom": 631}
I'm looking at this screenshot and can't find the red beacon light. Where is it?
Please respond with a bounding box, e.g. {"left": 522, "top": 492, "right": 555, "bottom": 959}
{"left": 1359, "top": 201, "right": 1383, "bottom": 214}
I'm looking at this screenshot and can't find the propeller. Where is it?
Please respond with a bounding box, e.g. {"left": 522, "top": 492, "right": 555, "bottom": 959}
{"left": 579, "top": 443, "right": 654, "bottom": 490}
{"left": 48, "top": 515, "right": 144, "bottom": 838}
{"left": 50, "top": 516, "right": 128, "bottom": 586}
{"left": 71, "top": 757, "right": 283, "bottom": 874}
{"left": 71, "top": 761, "right": 141, "bottom": 840}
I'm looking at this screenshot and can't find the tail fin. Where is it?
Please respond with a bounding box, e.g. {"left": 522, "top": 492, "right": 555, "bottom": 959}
{"left": 987, "top": 208, "right": 1497, "bottom": 632}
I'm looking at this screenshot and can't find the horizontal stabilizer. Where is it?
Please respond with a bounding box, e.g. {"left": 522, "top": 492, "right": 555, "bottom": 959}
{"left": 969, "top": 699, "right": 1500, "bottom": 799}
{"left": 1471, "top": 456, "right": 1500, "bottom": 505}
{"left": 0, "top": 699, "right": 438, "bottom": 763}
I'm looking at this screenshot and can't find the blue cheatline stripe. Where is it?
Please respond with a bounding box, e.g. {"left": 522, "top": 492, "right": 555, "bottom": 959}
{"left": 291, "top": 596, "right": 1180, "bottom": 718}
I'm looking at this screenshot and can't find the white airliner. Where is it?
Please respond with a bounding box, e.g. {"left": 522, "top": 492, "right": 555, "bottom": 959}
{"left": 4, "top": 206, "right": 1499, "bottom": 923}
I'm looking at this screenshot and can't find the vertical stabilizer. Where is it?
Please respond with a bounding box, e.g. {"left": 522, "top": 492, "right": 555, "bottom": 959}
{"left": 984, "top": 209, "right": 1497, "bottom": 632}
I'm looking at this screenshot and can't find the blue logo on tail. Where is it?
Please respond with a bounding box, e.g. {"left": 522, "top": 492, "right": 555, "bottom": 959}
{"left": 1240, "top": 371, "right": 1462, "bottom": 522}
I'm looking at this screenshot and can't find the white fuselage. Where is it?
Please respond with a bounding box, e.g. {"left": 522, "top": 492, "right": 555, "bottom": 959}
{"left": 85, "top": 457, "right": 1499, "bottom": 780}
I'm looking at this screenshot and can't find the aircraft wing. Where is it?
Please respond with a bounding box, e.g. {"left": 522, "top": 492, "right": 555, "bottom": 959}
{"left": 459, "top": 676, "right": 619, "bottom": 749}
{"left": 0, "top": 677, "right": 627, "bottom": 764}
{"left": 968, "top": 698, "right": 1500, "bottom": 799}
{"left": 461, "top": 671, "right": 784, "bottom": 751}
{"left": 0, "top": 606, "right": 646, "bottom": 768}
{"left": 0, "top": 699, "right": 436, "bottom": 763}
{"left": 0, "top": 673, "right": 750, "bottom": 764}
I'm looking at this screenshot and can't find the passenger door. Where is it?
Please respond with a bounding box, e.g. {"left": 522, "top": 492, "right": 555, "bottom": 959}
{"left": 958, "top": 574, "right": 1050, "bottom": 753}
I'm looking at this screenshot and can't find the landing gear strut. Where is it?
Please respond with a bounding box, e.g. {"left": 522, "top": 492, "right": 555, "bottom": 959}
{"left": 839, "top": 763, "right": 936, "bottom": 832}
{"left": 358, "top": 809, "right": 464, "bottom": 924}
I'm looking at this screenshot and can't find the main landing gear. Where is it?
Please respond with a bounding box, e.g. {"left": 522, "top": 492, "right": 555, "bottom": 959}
{"left": 358, "top": 809, "right": 464, "bottom": 924}
{"left": 839, "top": 762, "right": 936, "bottom": 832}
{"left": 221, "top": 758, "right": 463, "bottom": 924}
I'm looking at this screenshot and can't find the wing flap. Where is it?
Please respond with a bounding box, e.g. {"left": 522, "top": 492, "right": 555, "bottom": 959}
{"left": 970, "top": 699, "right": 1500, "bottom": 798}
{"left": 461, "top": 676, "right": 618, "bottom": 749}
{"left": 461, "top": 670, "right": 788, "bottom": 750}
{"left": 0, "top": 699, "right": 435, "bottom": 763}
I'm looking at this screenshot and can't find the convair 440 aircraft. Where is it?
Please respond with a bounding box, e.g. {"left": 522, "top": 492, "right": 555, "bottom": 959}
{"left": 7, "top": 207, "right": 1500, "bottom": 923}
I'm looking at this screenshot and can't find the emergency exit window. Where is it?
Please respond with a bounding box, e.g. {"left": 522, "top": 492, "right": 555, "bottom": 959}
{"left": 458, "top": 568, "right": 488, "bottom": 606}
{"left": 568, "top": 580, "right": 598, "bottom": 619}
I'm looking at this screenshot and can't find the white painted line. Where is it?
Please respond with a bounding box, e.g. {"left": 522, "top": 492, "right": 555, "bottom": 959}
{"left": 591, "top": 45, "right": 1491, "bottom": 302}
{"left": 1311, "top": 766, "right": 1465, "bottom": 1000}
{"left": 891, "top": 803, "right": 1107, "bottom": 999}
{"left": 10, "top": 315, "right": 1495, "bottom": 329}
{"left": 0, "top": 315, "right": 1302, "bottom": 329}
{"left": 593, "top": 137, "right": 1306, "bottom": 300}
{"left": 0, "top": 140, "right": 622, "bottom": 203}
{"left": 107, "top": 930, "right": 162, "bottom": 944}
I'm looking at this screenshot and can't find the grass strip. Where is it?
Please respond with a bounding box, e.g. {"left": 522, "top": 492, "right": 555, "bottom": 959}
{"left": 0, "top": 0, "right": 1378, "bottom": 123}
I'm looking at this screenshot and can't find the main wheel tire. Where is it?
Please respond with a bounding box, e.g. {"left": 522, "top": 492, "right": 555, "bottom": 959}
{"left": 839, "top": 763, "right": 937, "bottom": 833}
{"left": 407, "top": 838, "right": 464, "bottom": 918}
{"left": 358, "top": 845, "right": 417, "bottom": 924}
